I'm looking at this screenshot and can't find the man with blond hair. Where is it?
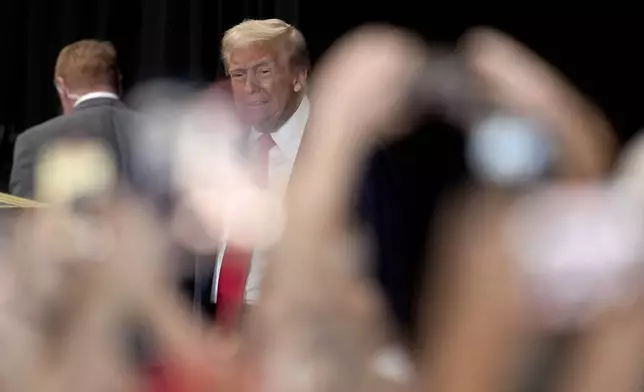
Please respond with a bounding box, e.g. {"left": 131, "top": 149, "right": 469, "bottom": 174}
{"left": 10, "top": 39, "right": 134, "bottom": 199}
{"left": 222, "top": 18, "right": 309, "bottom": 134}
{"left": 193, "top": 18, "right": 413, "bottom": 385}
{"left": 208, "top": 18, "right": 312, "bottom": 324}
{"left": 207, "top": 18, "right": 403, "bottom": 344}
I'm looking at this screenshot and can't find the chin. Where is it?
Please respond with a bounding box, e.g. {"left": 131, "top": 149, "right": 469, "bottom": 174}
{"left": 242, "top": 113, "right": 271, "bottom": 129}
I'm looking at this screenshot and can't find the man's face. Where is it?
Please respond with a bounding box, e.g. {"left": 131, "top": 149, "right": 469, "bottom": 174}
{"left": 227, "top": 43, "right": 304, "bottom": 131}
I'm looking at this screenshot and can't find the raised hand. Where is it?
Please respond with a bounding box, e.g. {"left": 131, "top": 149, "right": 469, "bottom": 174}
{"left": 460, "top": 27, "right": 616, "bottom": 179}
{"left": 416, "top": 27, "right": 636, "bottom": 392}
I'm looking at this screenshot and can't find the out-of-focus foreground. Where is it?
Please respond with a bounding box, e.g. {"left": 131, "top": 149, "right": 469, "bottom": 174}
{"left": 1, "top": 24, "right": 644, "bottom": 392}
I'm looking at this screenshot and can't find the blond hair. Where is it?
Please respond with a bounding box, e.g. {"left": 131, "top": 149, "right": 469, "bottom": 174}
{"left": 221, "top": 19, "right": 309, "bottom": 72}
{"left": 54, "top": 39, "right": 119, "bottom": 90}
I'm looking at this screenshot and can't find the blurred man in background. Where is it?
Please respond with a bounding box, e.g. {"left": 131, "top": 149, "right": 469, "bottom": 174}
{"left": 10, "top": 39, "right": 134, "bottom": 199}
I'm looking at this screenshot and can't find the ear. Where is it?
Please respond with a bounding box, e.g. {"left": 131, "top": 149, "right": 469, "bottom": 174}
{"left": 55, "top": 76, "right": 66, "bottom": 93}
{"left": 293, "top": 68, "right": 308, "bottom": 93}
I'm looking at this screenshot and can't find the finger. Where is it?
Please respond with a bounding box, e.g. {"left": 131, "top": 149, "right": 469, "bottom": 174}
{"left": 553, "top": 302, "right": 644, "bottom": 392}
{"left": 307, "top": 24, "right": 428, "bottom": 145}
{"left": 459, "top": 27, "right": 574, "bottom": 112}
{"left": 460, "top": 27, "right": 616, "bottom": 179}
{"left": 418, "top": 192, "right": 531, "bottom": 392}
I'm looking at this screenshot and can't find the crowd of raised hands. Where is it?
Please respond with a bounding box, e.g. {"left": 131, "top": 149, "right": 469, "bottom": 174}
{"left": 2, "top": 24, "right": 644, "bottom": 392}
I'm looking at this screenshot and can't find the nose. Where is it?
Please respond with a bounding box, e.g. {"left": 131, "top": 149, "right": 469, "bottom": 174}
{"left": 244, "top": 74, "right": 261, "bottom": 94}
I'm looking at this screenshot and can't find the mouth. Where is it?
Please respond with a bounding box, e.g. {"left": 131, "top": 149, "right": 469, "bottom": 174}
{"left": 246, "top": 101, "right": 268, "bottom": 107}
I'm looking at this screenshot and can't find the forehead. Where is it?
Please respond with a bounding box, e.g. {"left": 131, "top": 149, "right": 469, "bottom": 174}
{"left": 227, "top": 43, "right": 284, "bottom": 70}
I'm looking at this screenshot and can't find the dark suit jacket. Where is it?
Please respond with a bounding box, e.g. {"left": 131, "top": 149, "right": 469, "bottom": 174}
{"left": 10, "top": 98, "right": 135, "bottom": 200}
{"left": 9, "top": 98, "right": 152, "bottom": 367}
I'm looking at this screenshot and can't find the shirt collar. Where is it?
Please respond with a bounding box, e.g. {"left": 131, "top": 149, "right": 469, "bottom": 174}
{"left": 249, "top": 96, "right": 310, "bottom": 160}
{"left": 73, "top": 91, "right": 119, "bottom": 107}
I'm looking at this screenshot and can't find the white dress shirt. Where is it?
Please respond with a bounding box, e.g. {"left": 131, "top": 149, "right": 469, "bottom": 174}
{"left": 73, "top": 91, "right": 119, "bottom": 107}
{"left": 212, "top": 96, "right": 310, "bottom": 304}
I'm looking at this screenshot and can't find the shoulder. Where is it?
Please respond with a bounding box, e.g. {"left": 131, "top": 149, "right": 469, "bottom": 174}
{"left": 15, "top": 115, "right": 71, "bottom": 149}
{"left": 114, "top": 105, "right": 141, "bottom": 118}
{"left": 109, "top": 106, "right": 144, "bottom": 131}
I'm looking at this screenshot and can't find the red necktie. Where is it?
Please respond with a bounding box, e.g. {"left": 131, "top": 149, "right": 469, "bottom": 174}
{"left": 216, "top": 133, "right": 275, "bottom": 327}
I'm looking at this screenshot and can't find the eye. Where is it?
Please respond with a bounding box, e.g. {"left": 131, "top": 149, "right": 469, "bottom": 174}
{"left": 258, "top": 68, "right": 272, "bottom": 76}
{"left": 230, "top": 71, "right": 245, "bottom": 79}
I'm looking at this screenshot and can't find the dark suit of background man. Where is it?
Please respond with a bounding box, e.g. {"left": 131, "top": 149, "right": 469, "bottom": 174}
{"left": 10, "top": 39, "right": 134, "bottom": 200}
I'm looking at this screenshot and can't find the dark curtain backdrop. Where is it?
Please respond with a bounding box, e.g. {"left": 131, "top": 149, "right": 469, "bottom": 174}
{"left": 0, "top": 3, "right": 642, "bottom": 336}
{"left": 0, "top": 4, "right": 642, "bottom": 189}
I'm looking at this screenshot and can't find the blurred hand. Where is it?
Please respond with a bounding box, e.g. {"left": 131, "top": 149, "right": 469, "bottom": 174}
{"left": 308, "top": 25, "right": 428, "bottom": 145}
{"left": 460, "top": 27, "right": 616, "bottom": 178}
{"left": 460, "top": 27, "right": 568, "bottom": 119}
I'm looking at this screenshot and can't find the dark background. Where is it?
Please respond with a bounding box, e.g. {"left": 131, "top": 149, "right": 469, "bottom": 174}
{"left": 0, "top": 1, "right": 641, "bottom": 337}
{"left": 0, "top": 2, "right": 640, "bottom": 187}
